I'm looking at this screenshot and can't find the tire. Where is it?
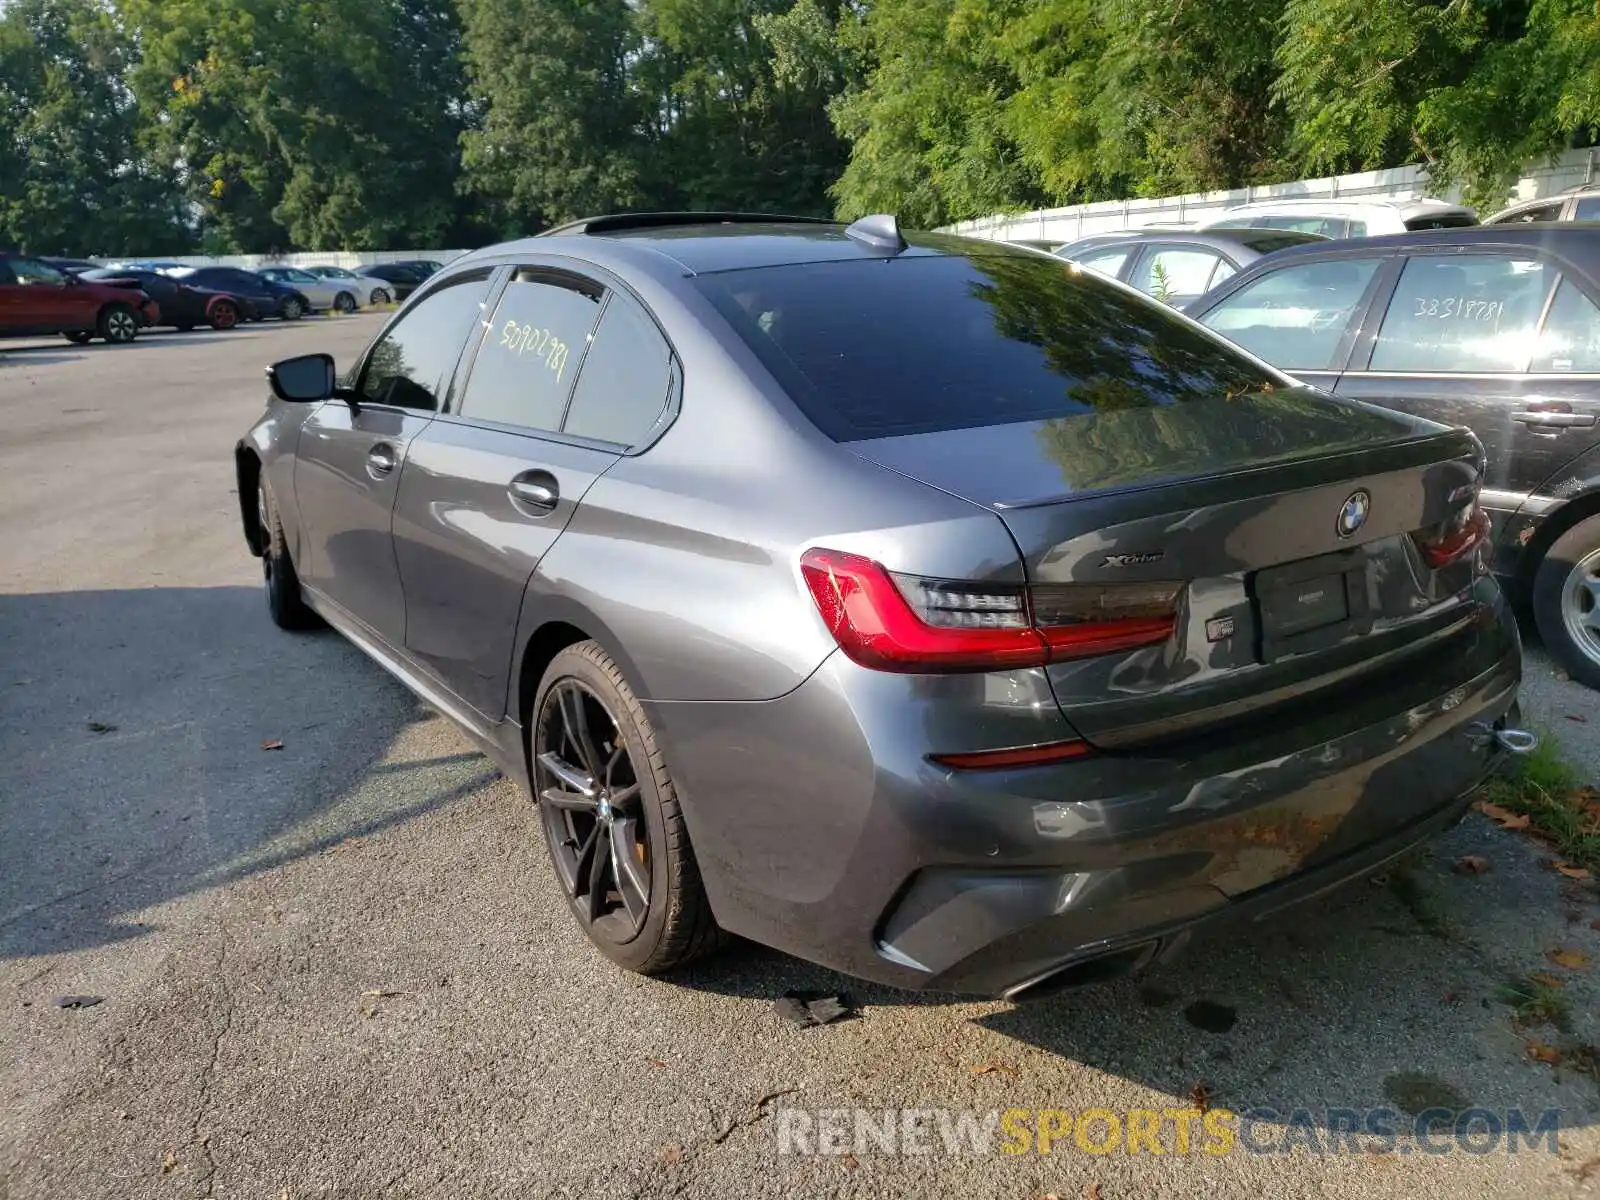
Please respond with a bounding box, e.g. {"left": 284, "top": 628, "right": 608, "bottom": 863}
{"left": 1534, "top": 515, "right": 1600, "bottom": 689}
{"left": 279, "top": 296, "right": 304, "bottom": 321}
{"left": 531, "top": 641, "right": 724, "bottom": 974}
{"left": 258, "top": 476, "right": 318, "bottom": 631}
{"left": 63, "top": 331, "right": 92, "bottom": 344}
{"left": 209, "top": 300, "right": 239, "bottom": 331}
{"left": 333, "top": 291, "right": 356, "bottom": 313}
{"left": 370, "top": 288, "right": 391, "bottom": 305}
{"left": 97, "top": 304, "right": 139, "bottom": 344}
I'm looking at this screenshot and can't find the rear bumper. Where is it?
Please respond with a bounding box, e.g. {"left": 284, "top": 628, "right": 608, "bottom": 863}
{"left": 648, "top": 582, "right": 1522, "bottom": 997}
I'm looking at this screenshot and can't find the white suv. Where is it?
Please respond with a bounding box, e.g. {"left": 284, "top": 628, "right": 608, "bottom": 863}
{"left": 1198, "top": 197, "right": 1476, "bottom": 239}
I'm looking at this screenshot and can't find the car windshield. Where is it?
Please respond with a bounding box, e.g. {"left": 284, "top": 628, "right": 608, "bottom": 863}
{"left": 694, "top": 249, "right": 1273, "bottom": 441}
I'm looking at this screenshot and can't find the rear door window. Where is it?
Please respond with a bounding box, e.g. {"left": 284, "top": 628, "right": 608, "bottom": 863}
{"left": 1368, "top": 254, "right": 1557, "bottom": 372}
{"left": 1575, "top": 197, "right": 1600, "bottom": 221}
{"left": 1530, "top": 279, "right": 1600, "bottom": 372}
{"left": 455, "top": 271, "right": 603, "bottom": 431}
{"left": 1128, "top": 246, "right": 1227, "bottom": 305}
{"left": 560, "top": 291, "right": 673, "bottom": 446}
{"left": 694, "top": 251, "right": 1269, "bottom": 441}
{"left": 1198, "top": 257, "right": 1380, "bottom": 370}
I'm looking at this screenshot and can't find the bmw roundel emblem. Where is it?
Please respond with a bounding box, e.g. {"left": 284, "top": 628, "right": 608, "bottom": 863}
{"left": 1336, "top": 489, "right": 1371, "bottom": 539}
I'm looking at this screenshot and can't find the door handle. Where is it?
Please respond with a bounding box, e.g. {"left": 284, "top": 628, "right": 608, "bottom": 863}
{"left": 366, "top": 442, "right": 397, "bottom": 477}
{"left": 509, "top": 471, "right": 559, "bottom": 513}
{"left": 1512, "top": 411, "right": 1596, "bottom": 428}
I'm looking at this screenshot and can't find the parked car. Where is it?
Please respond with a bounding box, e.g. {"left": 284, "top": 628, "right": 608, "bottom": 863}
{"left": 1188, "top": 223, "right": 1600, "bottom": 687}
{"left": 256, "top": 265, "right": 360, "bottom": 313}
{"left": 358, "top": 261, "right": 429, "bottom": 301}
{"left": 302, "top": 264, "right": 397, "bottom": 306}
{"left": 1199, "top": 197, "right": 1477, "bottom": 239}
{"left": 102, "top": 260, "right": 189, "bottom": 273}
{"left": 166, "top": 266, "right": 308, "bottom": 320}
{"left": 1484, "top": 185, "right": 1600, "bottom": 226}
{"left": 1054, "top": 226, "right": 1326, "bottom": 308}
{"left": 79, "top": 267, "right": 245, "bottom": 331}
{"left": 395, "top": 258, "right": 445, "bottom": 276}
{"left": 39, "top": 256, "right": 102, "bottom": 275}
{"left": 0, "top": 253, "right": 156, "bottom": 343}
{"left": 237, "top": 211, "right": 1525, "bottom": 998}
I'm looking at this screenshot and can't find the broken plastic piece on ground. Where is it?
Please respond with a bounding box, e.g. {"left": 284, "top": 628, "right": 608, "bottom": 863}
{"left": 54, "top": 995, "right": 104, "bottom": 1009}
{"left": 776, "top": 991, "right": 855, "bottom": 1028}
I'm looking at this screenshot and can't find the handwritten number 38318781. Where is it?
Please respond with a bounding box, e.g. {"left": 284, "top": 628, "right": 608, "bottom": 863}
{"left": 498, "top": 319, "right": 571, "bottom": 383}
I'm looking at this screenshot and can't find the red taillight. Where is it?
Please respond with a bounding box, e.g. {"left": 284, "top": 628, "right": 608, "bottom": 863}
{"left": 1416, "top": 504, "right": 1491, "bottom": 569}
{"left": 929, "top": 739, "right": 1095, "bottom": 770}
{"left": 799, "top": 548, "right": 1178, "bottom": 673}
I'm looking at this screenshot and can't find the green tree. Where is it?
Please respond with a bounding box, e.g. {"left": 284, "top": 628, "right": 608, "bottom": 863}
{"left": 0, "top": 0, "right": 190, "bottom": 255}
{"left": 458, "top": 0, "right": 644, "bottom": 234}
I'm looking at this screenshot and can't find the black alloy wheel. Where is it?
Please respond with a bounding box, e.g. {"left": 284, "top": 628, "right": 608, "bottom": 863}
{"left": 536, "top": 678, "right": 654, "bottom": 944}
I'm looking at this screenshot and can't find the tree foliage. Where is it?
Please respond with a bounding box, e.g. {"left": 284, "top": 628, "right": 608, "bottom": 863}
{"left": 3, "top": 0, "right": 1600, "bottom": 253}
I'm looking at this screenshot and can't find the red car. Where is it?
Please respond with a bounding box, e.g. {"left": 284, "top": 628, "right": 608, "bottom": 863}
{"left": 0, "top": 253, "right": 159, "bottom": 344}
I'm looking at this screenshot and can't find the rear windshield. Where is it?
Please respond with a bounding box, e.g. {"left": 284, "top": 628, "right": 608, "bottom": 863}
{"left": 693, "top": 252, "right": 1271, "bottom": 441}
{"left": 1237, "top": 232, "right": 1324, "bottom": 253}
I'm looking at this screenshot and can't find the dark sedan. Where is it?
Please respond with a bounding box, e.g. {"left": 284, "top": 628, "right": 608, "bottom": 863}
{"left": 79, "top": 268, "right": 245, "bottom": 331}
{"left": 1189, "top": 223, "right": 1600, "bottom": 687}
{"left": 358, "top": 262, "right": 429, "bottom": 301}
{"left": 236, "top": 212, "right": 1527, "bottom": 998}
{"left": 1055, "top": 226, "right": 1327, "bottom": 308}
{"left": 167, "top": 266, "right": 309, "bottom": 320}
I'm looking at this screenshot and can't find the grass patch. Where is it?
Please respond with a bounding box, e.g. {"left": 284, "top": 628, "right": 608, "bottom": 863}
{"left": 1478, "top": 733, "right": 1600, "bottom": 875}
{"left": 1498, "top": 973, "right": 1573, "bottom": 1030}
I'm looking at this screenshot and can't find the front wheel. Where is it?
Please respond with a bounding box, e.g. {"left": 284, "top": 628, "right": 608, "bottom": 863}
{"left": 332, "top": 291, "right": 356, "bottom": 313}
{"left": 1533, "top": 514, "right": 1600, "bottom": 690}
{"left": 63, "top": 331, "right": 92, "bottom": 345}
{"left": 370, "top": 287, "right": 391, "bottom": 305}
{"left": 98, "top": 304, "right": 139, "bottom": 344}
{"left": 258, "top": 477, "right": 318, "bottom": 630}
{"left": 532, "top": 641, "right": 724, "bottom": 974}
{"left": 279, "top": 296, "right": 304, "bottom": 321}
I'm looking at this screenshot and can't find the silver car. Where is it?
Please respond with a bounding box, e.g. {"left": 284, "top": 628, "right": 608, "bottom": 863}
{"left": 303, "top": 264, "right": 399, "bottom": 306}
{"left": 255, "top": 266, "right": 362, "bottom": 313}
{"left": 236, "top": 212, "right": 1525, "bottom": 998}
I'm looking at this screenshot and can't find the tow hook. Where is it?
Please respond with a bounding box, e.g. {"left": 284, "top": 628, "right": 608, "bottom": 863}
{"left": 1470, "top": 720, "right": 1538, "bottom": 755}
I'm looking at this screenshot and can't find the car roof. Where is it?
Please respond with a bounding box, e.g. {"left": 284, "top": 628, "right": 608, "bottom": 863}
{"left": 450, "top": 213, "right": 1036, "bottom": 278}
{"left": 1058, "top": 227, "right": 1325, "bottom": 254}
{"left": 1205, "top": 220, "right": 1600, "bottom": 267}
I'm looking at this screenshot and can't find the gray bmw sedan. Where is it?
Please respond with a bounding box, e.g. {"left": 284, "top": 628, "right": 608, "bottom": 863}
{"left": 236, "top": 212, "right": 1526, "bottom": 999}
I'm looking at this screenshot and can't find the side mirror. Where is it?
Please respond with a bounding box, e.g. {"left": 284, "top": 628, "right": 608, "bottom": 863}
{"left": 266, "top": 353, "right": 336, "bottom": 402}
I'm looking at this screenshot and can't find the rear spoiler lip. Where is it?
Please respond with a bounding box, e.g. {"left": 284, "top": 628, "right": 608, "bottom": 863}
{"left": 992, "top": 427, "right": 1484, "bottom": 511}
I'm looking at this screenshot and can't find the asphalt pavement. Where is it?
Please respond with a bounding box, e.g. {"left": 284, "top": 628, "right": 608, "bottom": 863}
{"left": 3, "top": 317, "right": 1600, "bottom": 1199}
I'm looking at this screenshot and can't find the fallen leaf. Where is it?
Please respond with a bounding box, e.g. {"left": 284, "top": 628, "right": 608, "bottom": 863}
{"left": 1476, "top": 801, "right": 1531, "bottom": 832}
{"left": 1087, "top": 1185, "right": 1104, "bottom": 1200}
{"left": 86, "top": 721, "right": 117, "bottom": 733}
{"left": 1547, "top": 948, "right": 1589, "bottom": 970}
{"left": 1531, "top": 971, "right": 1568, "bottom": 989}
{"left": 971, "top": 1061, "right": 1015, "bottom": 1076}
{"left": 841, "top": 1152, "right": 860, "bottom": 1170}
{"left": 1528, "top": 1041, "right": 1564, "bottom": 1065}
{"left": 162, "top": 1151, "right": 178, "bottom": 1174}
{"left": 1442, "top": 989, "right": 1458, "bottom": 1004}
{"left": 260, "top": 738, "right": 284, "bottom": 751}
{"left": 656, "top": 1143, "right": 685, "bottom": 1168}
{"left": 362, "top": 989, "right": 404, "bottom": 999}
{"left": 1565, "top": 713, "right": 1589, "bottom": 723}
{"left": 646, "top": 1058, "right": 667, "bottom": 1069}
{"left": 1454, "top": 855, "right": 1492, "bottom": 875}
{"left": 1590, "top": 917, "right": 1600, "bottom": 932}
{"left": 1190, "top": 1081, "right": 1211, "bottom": 1113}
{"left": 1555, "top": 862, "right": 1593, "bottom": 881}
